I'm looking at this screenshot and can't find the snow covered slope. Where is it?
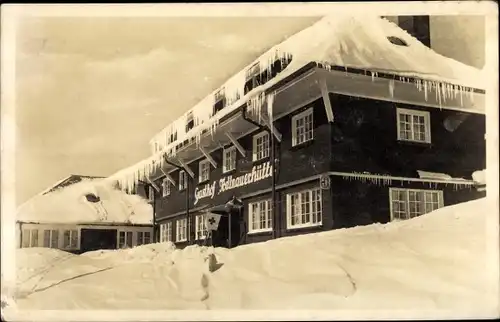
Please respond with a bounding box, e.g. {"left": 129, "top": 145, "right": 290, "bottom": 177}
{"left": 4, "top": 198, "right": 498, "bottom": 320}
{"left": 16, "top": 179, "right": 153, "bottom": 225}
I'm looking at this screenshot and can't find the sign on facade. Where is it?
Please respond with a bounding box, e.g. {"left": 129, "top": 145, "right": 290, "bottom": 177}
{"left": 194, "top": 161, "right": 273, "bottom": 205}
{"left": 320, "top": 174, "right": 331, "bottom": 190}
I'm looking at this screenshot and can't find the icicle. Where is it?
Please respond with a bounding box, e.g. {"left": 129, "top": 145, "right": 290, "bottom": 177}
{"left": 388, "top": 79, "right": 395, "bottom": 98}
{"left": 423, "top": 80, "right": 428, "bottom": 101}
{"left": 440, "top": 82, "right": 447, "bottom": 103}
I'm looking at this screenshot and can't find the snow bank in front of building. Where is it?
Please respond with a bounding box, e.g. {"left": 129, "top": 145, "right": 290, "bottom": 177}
{"left": 16, "top": 179, "right": 153, "bottom": 225}
{"left": 5, "top": 198, "right": 498, "bottom": 319}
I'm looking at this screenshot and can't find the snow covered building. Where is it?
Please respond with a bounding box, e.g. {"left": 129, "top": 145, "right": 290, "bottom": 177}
{"left": 16, "top": 176, "right": 153, "bottom": 253}
{"left": 105, "top": 15, "right": 487, "bottom": 249}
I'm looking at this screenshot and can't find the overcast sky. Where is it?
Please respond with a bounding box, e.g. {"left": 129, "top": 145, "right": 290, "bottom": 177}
{"left": 15, "top": 16, "right": 320, "bottom": 205}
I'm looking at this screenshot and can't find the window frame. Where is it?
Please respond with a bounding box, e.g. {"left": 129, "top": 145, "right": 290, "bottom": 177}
{"left": 286, "top": 188, "right": 323, "bottom": 229}
{"left": 62, "top": 229, "right": 79, "bottom": 250}
{"left": 396, "top": 107, "right": 432, "bottom": 144}
{"left": 137, "top": 231, "right": 151, "bottom": 246}
{"left": 118, "top": 231, "right": 133, "bottom": 249}
{"left": 222, "top": 146, "right": 237, "bottom": 173}
{"left": 248, "top": 199, "right": 273, "bottom": 234}
{"left": 389, "top": 188, "right": 444, "bottom": 221}
{"left": 195, "top": 214, "right": 208, "bottom": 240}
{"left": 162, "top": 178, "right": 171, "bottom": 197}
{"left": 179, "top": 170, "right": 187, "bottom": 191}
{"left": 291, "top": 107, "right": 314, "bottom": 147}
{"left": 198, "top": 159, "right": 211, "bottom": 183}
{"left": 176, "top": 218, "right": 188, "bottom": 242}
{"left": 22, "top": 229, "right": 39, "bottom": 248}
{"left": 160, "top": 222, "right": 173, "bottom": 242}
{"left": 252, "top": 131, "right": 270, "bottom": 162}
{"left": 43, "top": 229, "right": 59, "bottom": 248}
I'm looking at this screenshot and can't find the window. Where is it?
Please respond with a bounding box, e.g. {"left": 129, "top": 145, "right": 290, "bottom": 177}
{"left": 213, "top": 87, "right": 226, "bottom": 115}
{"left": 199, "top": 159, "right": 210, "bottom": 183}
{"left": 286, "top": 188, "right": 322, "bottom": 229}
{"left": 43, "top": 229, "right": 59, "bottom": 248}
{"left": 179, "top": 170, "right": 187, "bottom": 190}
{"left": 292, "top": 108, "right": 314, "bottom": 146}
{"left": 22, "top": 230, "right": 29, "bottom": 248}
{"left": 62, "top": 230, "right": 78, "bottom": 249}
{"left": 252, "top": 131, "right": 270, "bottom": 161}
{"left": 22, "top": 229, "right": 38, "bottom": 248}
{"left": 387, "top": 36, "right": 408, "bottom": 47}
{"left": 195, "top": 215, "right": 208, "bottom": 240}
{"left": 118, "top": 231, "right": 133, "bottom": 248}
{"left": 246, "top": 62, "right": 261, "bottom": 81}
{"left": 185, "top": 111, "right": 194, "bottom": 133}
{"left": 396, "top": 108, "right": 431, "bottom": 143}
{"left": 160, "top": 222, "right": 173, "bottom": 242}
{"left": 176, "top": 218, "right": 188, "bottom": 242}
{"left": 390, "top": 188, "right": 443, "bottom": 220}
{"left": 137, "top": 231, "right": 151, "bottom": 246}
{"left": 244, "top": 62, "right": 262, "bottom": 94}
{"left": 223, "top": 146, "right": 237, "bottom": 173}
{"left": 162, "top": 178, "right": 171, "bottom": 197}
{"left": 248, "top": 200, "right": 273, "bottom": 233}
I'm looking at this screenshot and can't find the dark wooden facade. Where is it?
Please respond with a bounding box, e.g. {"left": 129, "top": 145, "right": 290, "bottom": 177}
{"left": 149, "top": 83, "right": 485, "bottom": 248}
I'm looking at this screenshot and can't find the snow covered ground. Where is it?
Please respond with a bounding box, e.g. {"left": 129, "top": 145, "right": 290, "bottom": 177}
{"left": 2, "top": 198, "right": 499, "bottom": 321}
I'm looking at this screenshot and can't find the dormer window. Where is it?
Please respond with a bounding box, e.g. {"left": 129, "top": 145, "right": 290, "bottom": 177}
{"left": 167, "top": 131, "right": 178, "bottom": 145}
{"left": 244, "top": 62, "right": 262, "bottom": 94}
{"left": 387, "top": 36, "right": 408, "bottom": 47}
{"left": 213, "top": 87, "right": 226, "bottom": 115}
{"left": 266, "top": 53, "right": 293, "bottom": 80}
{"left": 185, "top": 111, "right": 194, "bottom": 133}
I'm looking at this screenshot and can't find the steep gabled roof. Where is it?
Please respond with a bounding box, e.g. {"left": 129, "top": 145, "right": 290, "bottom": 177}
{"left": 17, "top": 179, "right": 153, "bottom": 225}
{"left": 40, "top": 174, "right": 105, "bottom": 195}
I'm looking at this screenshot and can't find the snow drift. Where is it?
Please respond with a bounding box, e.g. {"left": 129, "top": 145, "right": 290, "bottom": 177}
{"left": 16, "top": 179, "right": 153, "bottom": 225}
{"left": 3, "top": 197, "right": 498, "bottom": 320}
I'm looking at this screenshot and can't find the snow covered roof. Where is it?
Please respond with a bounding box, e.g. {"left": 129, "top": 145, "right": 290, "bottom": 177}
{"left": 17, "top": 179, "right": 153, "bottom": 225}
{"left": 39, "top": 174, "right": 104, "bottom": 195}
{"left": 105, "top": 15, "right": 486, "bottom": 192}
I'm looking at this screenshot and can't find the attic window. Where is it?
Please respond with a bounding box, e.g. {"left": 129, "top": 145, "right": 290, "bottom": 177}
{"left": 387, "top": 36, "right": 408, "bottom": 47}
{"left": 213, "top": 87, "right": 226, "bottom": 115}
{"left": 85, "top": 193, "right": 100, "bottom": 203}
{"left": 185, "top": 111, "right": 194, "bottom": 133}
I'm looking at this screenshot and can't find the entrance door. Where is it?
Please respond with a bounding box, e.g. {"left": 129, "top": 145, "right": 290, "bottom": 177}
{"left": 210, "top": 209, "right": 241, "bottom": 248}
{"left": 80, "top": 228, "right": 117, "bottom": 253}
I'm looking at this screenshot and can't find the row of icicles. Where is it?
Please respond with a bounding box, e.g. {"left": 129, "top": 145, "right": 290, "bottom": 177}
{"left": 341, "top": 172, "right": 473, "bottom": 190}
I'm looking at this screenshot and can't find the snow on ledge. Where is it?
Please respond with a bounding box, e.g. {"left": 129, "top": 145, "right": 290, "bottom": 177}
{"left": 417, "top": 170, "right": 454, "bottom": 181}
{"left": 472, "top": 169, "right": 486, "bottom": 185}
